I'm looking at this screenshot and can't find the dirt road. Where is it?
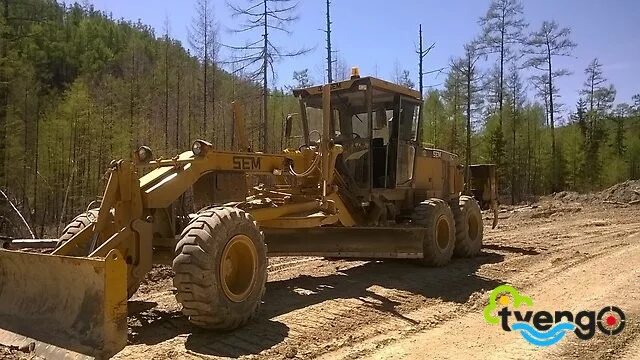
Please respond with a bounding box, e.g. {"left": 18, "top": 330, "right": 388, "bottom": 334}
{"left": 2, "top": 200, "right": 637, "bottom": 359}
{"left": 7, "top": 200, "right": 635, "bottom": 360}
{"left": 106, "top": 200, "right": 640, "bottom": 360}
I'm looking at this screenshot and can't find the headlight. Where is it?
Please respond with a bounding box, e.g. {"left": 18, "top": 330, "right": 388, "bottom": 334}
{"left": 136, "top": 146, "right": 153, "bottom": 163}
{"left": 192, "top": 142, "right": 202, "bottom": 155}
{"left": 192, "top": 140, "right": 212, "bottom": 157}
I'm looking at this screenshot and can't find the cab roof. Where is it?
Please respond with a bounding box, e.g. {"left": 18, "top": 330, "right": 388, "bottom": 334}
{"left": 292, "top": 76, "right": 422, "bottom": 101}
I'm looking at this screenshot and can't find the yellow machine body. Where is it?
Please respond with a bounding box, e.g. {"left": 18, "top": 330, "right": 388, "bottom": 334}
{"left": 0, "top": 75, "right": 497, "bottom": 358}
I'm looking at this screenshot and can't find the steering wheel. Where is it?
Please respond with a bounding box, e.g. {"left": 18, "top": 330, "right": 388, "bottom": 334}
{"left": 349, "top": 132, "right": 361, "bottom": 139}
{"left": 299, "top": 130, "right": 322, "bottom": 151}
{"left": 309, "top": 130, "right": 322, "bottom": 143}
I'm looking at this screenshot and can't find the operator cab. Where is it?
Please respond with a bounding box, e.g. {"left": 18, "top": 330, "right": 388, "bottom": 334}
{"left": 292, "top": 73, "right": 422, "bottom": 200}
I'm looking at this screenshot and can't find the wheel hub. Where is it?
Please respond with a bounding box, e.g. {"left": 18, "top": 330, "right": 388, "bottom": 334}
{"left": 436, "top": 216, "right": 450, "bottom": 250}
{"left": 220, "top": 234, "right": 258, "bottom": 302}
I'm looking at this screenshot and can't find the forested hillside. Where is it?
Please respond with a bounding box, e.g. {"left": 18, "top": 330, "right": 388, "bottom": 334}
{"left": 422, "top": 77, "right": 640, "bottom": 203}
{"left": 0, "top": 0, "right": 298, "bottom": 234}
{"left": 0, "top": 0, "right": 638, "bottom": 236}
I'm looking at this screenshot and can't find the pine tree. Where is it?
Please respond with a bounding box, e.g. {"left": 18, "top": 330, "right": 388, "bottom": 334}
{"left": 525, "top": 20, "right": 576, "bottom": 191}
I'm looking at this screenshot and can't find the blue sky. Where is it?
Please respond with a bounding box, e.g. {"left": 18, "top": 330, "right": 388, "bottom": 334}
{"left": 90, "top": 0, "right": 639, "bottom": 117}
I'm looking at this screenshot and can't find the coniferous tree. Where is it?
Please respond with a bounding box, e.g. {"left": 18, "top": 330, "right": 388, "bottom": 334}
{"left": 451, "top": 42, "right": 483, "bottom": 187}
{"left": 577, "top": 59, "right": 616, "bottom": 187}
{"left": 479, "top": 0, "right": 527, "bottom": 127}
{"left": 506, "top": 64, "right": 525, "bottom": 203}
{"left": 525, "top": 20, "right": 576, "bottom": 191}
{"left": 479, "top": 0, "right": 527, "bottom": 190}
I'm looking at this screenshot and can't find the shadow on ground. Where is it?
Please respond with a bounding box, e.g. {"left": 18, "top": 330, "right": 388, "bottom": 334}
{"left": 127, "top": 250, "right": 507, "bottom": 357}
{"left": 262, "top": 250, "right": 505, "bottom": 319}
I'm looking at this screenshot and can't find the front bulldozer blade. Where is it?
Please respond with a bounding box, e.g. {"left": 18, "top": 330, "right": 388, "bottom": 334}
{"left": 0, "top": 249, "right": 128, "bottom": 359}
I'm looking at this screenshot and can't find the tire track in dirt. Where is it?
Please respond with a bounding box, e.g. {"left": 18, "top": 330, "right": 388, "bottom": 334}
{"left": 114, "top": 205, "right": 640, "bottom": 360}
{"left": 311, "top": 208, "right": 640, "bottom": 359}
{"left": 354, "top": 225, "right": 640, "bottom": 359}
{"left": 120, "top": 250, "right": 505, "bottom": 359}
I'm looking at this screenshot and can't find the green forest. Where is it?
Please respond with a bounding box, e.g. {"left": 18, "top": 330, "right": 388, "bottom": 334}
{"left": 0, "top": 0, "right": 638, "bottom": 235}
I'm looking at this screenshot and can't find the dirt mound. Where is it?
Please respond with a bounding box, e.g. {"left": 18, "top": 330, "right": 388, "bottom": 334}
{"left": 598, "top": 180, "right": 640, "bottom": 203}
{"left": 552, "top": 191, "right": 588, "bottom": 203}
{"left": 553, "top": 180, "right": 640, "bottom": 205}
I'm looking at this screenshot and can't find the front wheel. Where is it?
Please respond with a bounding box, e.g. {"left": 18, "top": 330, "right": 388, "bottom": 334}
{"left": 173, "top": 207, "right": 267, "bottom": 330}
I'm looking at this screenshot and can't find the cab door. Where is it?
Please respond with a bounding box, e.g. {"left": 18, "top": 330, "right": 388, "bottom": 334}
{"left": 395, "top": 98, "right": 420, "bottom": 186}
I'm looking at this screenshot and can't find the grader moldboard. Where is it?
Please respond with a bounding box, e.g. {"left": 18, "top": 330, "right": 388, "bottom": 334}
{"left": 0, "top": 71, "right": 497, "bottom": 359}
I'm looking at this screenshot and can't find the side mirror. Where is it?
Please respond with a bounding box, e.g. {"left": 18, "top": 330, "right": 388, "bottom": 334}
{"left": 284, "top": 114, "right": 294, "bottom": 139}
{"left": 374, "top": 108, "right": 388, "bottom": 130}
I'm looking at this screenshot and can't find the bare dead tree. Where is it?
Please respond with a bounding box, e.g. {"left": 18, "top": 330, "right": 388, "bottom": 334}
{"left": 226, "top": 0, "right": 310, "bottom": 151}
{"left": 163, "top": 16, "right": 171, "bottom": 153}
{"left": 416, "top": 24, "right": 436, "bottom": 99}
{"left": 332, "top": 49, "right": 350, "bottom": 81}
{"left": 325, "top": 0, "right": 333, "bottom": 83}
{"left": 189, "top": 0, "right": 219, "bottom": 140}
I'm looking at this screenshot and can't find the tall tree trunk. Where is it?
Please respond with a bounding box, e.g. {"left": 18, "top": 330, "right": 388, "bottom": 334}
{"left": 499, "top": 25, "right": 504, "bottom": 127}
{"left": 188, "top": 62, "right": 193, "bottom": 146}
{"left": 203, "top": 10, "right": 208, "bottom": 139}
{"left": 0, "top": 0, "right": 9, "bottom": 188}
{"left": 547, "top": 46, "right": 557, "bottom": 191}
{"left": 511, "top": 92, "right": 516, "bottom": 204}
{"left": 70, "top": 110, "right": 78, "bottom": 218}
{"left": 164, "top": 38, "right": 170, "bottom": 153}
{"left": 33, "top": 97, "right": 40, "bottom": 234}
{"left": 98, "top": 105, "right": 105, "bottom": 187}
{"left": 22, "top": 87, "right": 29, "bottom": 209}
{"left": 452, "top": 81, "right": 458, "bottom": 153}
{"left": 176, "top": 61, "right": 181, "bottom": 151}
{"left": 465, "top": 57, "right": 472, "bottom": 192}
{"left": 262, "top": 0, "right": 269, "bottom": 151}
{"left": 526, "top": 109, "right": 531, "bottom": 195}
{"left": 326, "top": 0, "right": 332, "bottom": 83}
{"left": 130, "top": 49, "right": 136, "bottom": 149}
{"left": 212, "top": 59, "right": 217, "bottom": 148}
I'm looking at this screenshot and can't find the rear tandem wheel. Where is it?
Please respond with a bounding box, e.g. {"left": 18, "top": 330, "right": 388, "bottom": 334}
{"left": 411, "top": 199, "right": 456, "bottom": 266}
{"left": 451, "top": 195, "right": 483, "bottom": 257}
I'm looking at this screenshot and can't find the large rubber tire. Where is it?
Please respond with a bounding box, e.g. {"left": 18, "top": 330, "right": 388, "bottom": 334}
{"left": 411, "top": 199, "right": 455, "bottom": 267}
{"left": 56, "top": 210, "right": 141, "bottom": 298}
{"left": 452, "top": 195, "right": 483, "bottom": 257}
{"left": 173, "top": 207, "right": 267, "bottom": 330}
{"left": 57, "top": 210, "right": 98, "bottom": 252}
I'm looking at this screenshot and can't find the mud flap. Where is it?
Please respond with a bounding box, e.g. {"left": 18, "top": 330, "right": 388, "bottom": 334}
{"left": 0, "top": 249, "right": 127, "bottom": 359}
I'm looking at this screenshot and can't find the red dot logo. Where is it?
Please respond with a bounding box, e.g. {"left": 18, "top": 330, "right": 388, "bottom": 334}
{"left": 597, "top": 306, "right": 626, "bottom": 336}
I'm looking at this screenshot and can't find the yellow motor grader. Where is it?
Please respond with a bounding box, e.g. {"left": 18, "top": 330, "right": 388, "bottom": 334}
{"left": 0, "top": 71, "right": 497, "bottom": 359}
